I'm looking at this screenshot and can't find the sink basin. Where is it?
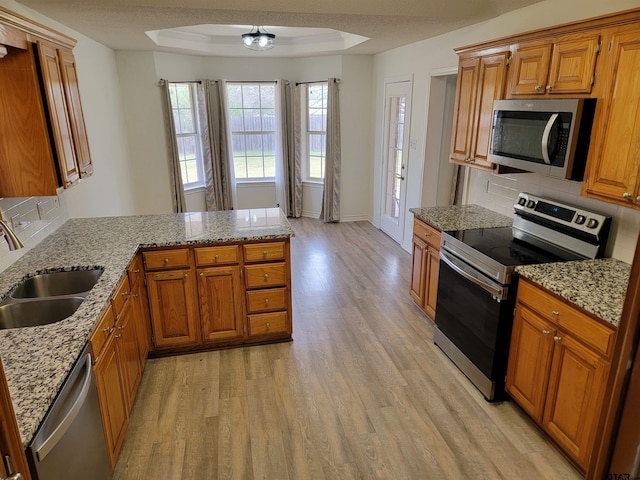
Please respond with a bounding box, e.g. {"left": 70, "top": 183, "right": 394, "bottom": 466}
{"left": 11, "top": 269, "right": 104, "bottom": 299}
{"left": 0, "top": 297, "right": 84, "bottom": 329}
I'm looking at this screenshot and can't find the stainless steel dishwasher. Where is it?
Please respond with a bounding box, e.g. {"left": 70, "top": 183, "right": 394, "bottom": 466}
{"left": 26, "top": 345, "right": 111, "bottom": 480}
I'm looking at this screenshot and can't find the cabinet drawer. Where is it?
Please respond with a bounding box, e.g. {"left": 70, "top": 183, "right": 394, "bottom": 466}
{"left": 517, "top": 280, "right": 616, "bottom": 357}
{"left": 143, "top": 249, "right": 191, "bottom": 270}
{"left": 248, "top": 311, "right": 289, "bottom": 336}
{"left": 195, "top": 245, "right": 239, "bottom": 266}
{"left": 90, "top": 305, "right": 115, "bottom": 362}
{"left": 413, "top": 219, "right": 441, "bottom": 250}
{"left": 246, "top": 288, "right": 288, "bottom": 313}
{"left": 111, "top": 275, "right": 131, "bottom": 319}
{"left": 244, "top": 242, "right": 286, "bottom": 262}
{"left": 245, "top": 263, "right": 287, "bottom": 289}
{"left": 127, "top": 254, "right": 143, "bottom": 288}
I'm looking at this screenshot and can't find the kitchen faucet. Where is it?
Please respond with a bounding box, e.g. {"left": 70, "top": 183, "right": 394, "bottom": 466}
{"left": 0, "top": 219, "right": 24, "bottom": 250}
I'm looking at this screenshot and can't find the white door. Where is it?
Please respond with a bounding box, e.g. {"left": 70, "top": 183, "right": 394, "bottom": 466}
{"left": 380, "top": 80, "right": 412, "bottom": 244}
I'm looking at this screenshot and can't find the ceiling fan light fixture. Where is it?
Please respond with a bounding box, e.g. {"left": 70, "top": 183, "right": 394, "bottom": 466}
{"left": 241, "top": 26, "right": 275, "bottom": 51}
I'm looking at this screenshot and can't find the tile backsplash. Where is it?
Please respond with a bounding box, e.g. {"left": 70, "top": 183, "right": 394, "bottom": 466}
{"left": 466, "top": 169, "right": 640, "bottom": 264}
{"left": 0, "top": 195, "right": 69, "bottom": 273}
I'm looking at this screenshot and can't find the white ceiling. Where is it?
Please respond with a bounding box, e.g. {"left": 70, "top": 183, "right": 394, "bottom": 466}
{"left": 18, "top": 0, "right": 546, "bottom": 57}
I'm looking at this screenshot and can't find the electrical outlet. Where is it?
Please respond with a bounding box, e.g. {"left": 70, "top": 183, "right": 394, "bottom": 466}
{"left": 36, "top": 202, "right": 45, "bottom": 220}
{"left": 10, "top": 214, "right": 20, "bottom": 229}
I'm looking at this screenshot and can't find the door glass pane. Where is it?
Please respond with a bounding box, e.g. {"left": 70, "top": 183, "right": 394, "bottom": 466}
{"left": 384, "top": 96, "right": 406, "bottom": 222}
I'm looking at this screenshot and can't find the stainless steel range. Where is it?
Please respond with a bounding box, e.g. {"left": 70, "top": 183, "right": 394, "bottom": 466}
{"left": 433, "top": 192, "right": 611, "bottom": 401}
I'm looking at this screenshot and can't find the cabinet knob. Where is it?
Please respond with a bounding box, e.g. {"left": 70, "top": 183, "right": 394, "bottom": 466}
{"left": 553, "top": 336, "right": 562, "bottom": 343}
{"left": 134, "top": 269, "right": 140, "bottom": 273}
{"left": 164, "top": 258, "right": 169, "bottom": 263}
{"left": 214, "top": 255, "right": 219, "bottom": 261}
{"left": 542, "top": 329, "right": 550, "bottom": 336}
{"left": 546, "top": 85, "right": 552, "bottom": 92}
{"left": 115, "top": 334, "right": 122, "bottom": 339}
{"left": 636, "top": 196, "right": 640, "bottom": 203}
{"left": 263, "top": 250, "right": 268, "bottom": 257}
{"left": 118, "top": 325, "right": 125, "bottom": 331}
{"left": 265, "top": 322, "right": 270, "bottom": 329}
{"left": 551, "top": 310, "right": 559, "bottom": 318}
{"left": 184, "top": 273, "right": 189, "bottom": 278}
{"left": 535, "top": 85, "right": 542, "bottom": 91}
{"left": 200, "top": 272, "right": 204, "bottom": 277}
{"left": 265, "top": 298, "right": 270, "bottom": 305}
{"left": 264, "top": 274, "right": 269, "bottom": 280}
{"left": 623, "top": 192, "right": 632, "bottom": 199}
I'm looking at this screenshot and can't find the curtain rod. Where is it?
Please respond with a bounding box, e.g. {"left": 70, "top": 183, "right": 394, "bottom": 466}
{"left": 158, "top": 79, "right": 203, "bottom": 85}
{"left": 295, "top": 78, "right": 341, "bottom": 86}
{"left": 225, "top": 80, "right": 278, "bottom": 84}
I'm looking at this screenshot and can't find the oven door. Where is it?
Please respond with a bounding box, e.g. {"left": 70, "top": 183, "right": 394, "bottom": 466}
{"left": 434, "top": 250, "right": 517, "bottom": 400}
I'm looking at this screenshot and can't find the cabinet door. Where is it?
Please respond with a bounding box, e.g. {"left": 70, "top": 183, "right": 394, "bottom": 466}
{"left": 509, "top": 42, "right": 552, "bottom": 95}
{"left": 547, "top": 33, "right": 600, "bottom": 94}
{"left": 146, "top": 269, "right": 200, "bottom": 348}
{"left": 58, "top": 49, "right": 93, "bottom": 178}
{"left": 198, "top": 266, "right": 245, "bottom": 342}
{"left": 468, "top": 51, "right": 509, "bottom": 167}
{"left": 582, "top": 27, "right": 640, "bottom": 208}
{"left": 37, "top": 41, "right": 80, "bottom": 187}
{"left": 450, "top": 55, "right": 479, "bottom": 163}
{"left": 94, "top": 333, "right": 128, "bottom": 468}
{"left": 131, "top": 280, "right": 151, "bottom": 364}
{"left": 116, "top": 299, "right": 141, "bottom": 410}
{"left": 409, "top": 235, "right": 427, "bottom": 308}
{"left": 543, "top": 333, "right": 609, "bottom": 470}
{"left": 506, "top": 305, "right": 555, "bottom": 423}
{"left": 424, "top": 246, "right": 440, "bottom": 319}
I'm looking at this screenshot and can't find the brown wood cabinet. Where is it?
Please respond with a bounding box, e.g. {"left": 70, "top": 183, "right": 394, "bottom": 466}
{"left": 409, "top": 218, "right": 441, "bottom": 319}
{"left": 582, "top": 24, "right": 640, "bottom": 210}
{"left": 506, "top": 279, "right": 615, "bottom": 471}
{"left": 0, "top": 7, "right": 92, "bottom": 197}
{"left": 508, "top": 32, "right": 601, "bottom": 97}
{"left": 91, "top": 306, "right": 128, "bottom": 469}
{"left": 450, "top": 48, "right": 510, "bottom": 169}
{"left": 128, "top": 255, "right": 151, "bottom": 366}
{"left": 143, "top": 240, "right": 293, "bottom": 352}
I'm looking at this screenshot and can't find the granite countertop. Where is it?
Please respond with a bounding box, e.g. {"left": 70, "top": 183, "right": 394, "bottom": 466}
{"left": 409, "top": 204, "right": 513, "bottom": 231}
{"left": 516, "top": 258, "right": 631, "bottom": 327}
{"left": 0, "top": 208, "right": 294, "bottom": 447}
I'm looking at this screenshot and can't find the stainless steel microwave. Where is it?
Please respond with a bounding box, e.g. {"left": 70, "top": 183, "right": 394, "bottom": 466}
{"left": 488, "top": 98, "right": 596, "bottom": 180}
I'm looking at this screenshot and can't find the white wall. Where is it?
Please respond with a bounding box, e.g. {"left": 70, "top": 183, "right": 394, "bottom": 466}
{"left": 372, "top": 0, "right": 640, "bottom": 263}
{"left": 116, "top": 50, "right": 373, "bottom": 220}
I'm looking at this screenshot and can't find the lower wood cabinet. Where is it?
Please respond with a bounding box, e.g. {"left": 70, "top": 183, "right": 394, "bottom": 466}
{"left": 506, "top": 279, "right": 615, "bottom": 471}
{"left": 410, "top": 218, "right": 441, "bottom": 319}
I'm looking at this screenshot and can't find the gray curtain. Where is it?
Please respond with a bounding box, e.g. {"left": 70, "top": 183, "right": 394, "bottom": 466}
{"left": 200, "top": 80, "right": 234, "bottom": 211}
{"left": 320, "top": 78, "right": 341, "bottom": 222}
{"left": 281, "top": 82, "right": 303, "bottom": 217}
{"left": 159, "top": 79, "right": 186, "bottom": 213}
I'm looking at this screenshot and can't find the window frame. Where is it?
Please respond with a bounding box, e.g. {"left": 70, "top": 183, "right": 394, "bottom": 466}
{"left": 226, "top": 82, "right": 278, "bottom": 183}
{"left": 167, "top": 82, "right": 206, "bottom": 190}
{"left": 304, "top": 82, "right": 328, "bottom": 183}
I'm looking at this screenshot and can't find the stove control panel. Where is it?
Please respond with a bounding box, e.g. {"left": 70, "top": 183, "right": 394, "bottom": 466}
{"left": 514, "top": 192, "right": 610, "bottom": 237}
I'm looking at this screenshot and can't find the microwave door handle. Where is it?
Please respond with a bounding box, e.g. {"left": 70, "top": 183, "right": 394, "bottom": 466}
{"left": 541, "top": 113, "right": 559, "bottom": 165}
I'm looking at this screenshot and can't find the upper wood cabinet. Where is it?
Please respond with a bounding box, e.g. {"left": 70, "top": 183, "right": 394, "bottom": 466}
{"left": 508, "top": 32, "right": 601, "bottom": 97}
{"left": 450, "top": 48, "right": 510, "bottom": 170}
{"left": 582, "top": 24, "right": 640, "bottom": 209}
{"left": 0, "top": 7, "right": 92, "bottom": 197}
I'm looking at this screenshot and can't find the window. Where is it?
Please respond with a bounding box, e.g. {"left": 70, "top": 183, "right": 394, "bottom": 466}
{"left": 306, "top": 82, "right": 328, "bottom": 181}
{"left": 168, "top": 82, "right": 205, "bottom": 189}
{"left": 226, "top": 83, "right": 277, "bottom": 180}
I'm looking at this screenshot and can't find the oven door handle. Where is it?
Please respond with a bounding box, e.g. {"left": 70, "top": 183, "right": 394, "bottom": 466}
{"left": 439, "top": 250, "right": 507, "bottom": 301}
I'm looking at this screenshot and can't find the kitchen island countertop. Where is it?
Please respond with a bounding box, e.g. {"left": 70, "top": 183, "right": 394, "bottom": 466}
{"left": 409, "top": 204, "right": 513, "bottom": 231}
{"left": 515, "top": 258, "right": 631, "bottom": 327}
{"left": 0, "top": 208, "right": 294, "bottom": 447}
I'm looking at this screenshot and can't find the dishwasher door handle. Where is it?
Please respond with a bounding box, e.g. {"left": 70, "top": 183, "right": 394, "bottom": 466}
{"left": 35, "top": 353, "right": 93, "bottom": 462}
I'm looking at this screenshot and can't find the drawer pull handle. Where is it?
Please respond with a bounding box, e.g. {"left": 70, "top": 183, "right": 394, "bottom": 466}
{"left": 553, "top": 336, "right": 562, "bottom": 343}
{"left": 265, "top": 298, "right": 270, "bottom": 305}
{"left": 264, "top": 274, "right": 269, "bottom": 280}
{"left": 265, "top": 322, "right": 270, "bottom": 329}
{"left": 551, "top": 310, "right": 559, "bottom": 318}
{"left": 542, "top": 329, "right": 550, "bottom": 336}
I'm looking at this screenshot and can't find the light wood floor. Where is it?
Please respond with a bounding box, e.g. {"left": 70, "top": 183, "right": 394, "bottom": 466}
{"left": 113, "top": 218, "right": 583, "bottom": 480}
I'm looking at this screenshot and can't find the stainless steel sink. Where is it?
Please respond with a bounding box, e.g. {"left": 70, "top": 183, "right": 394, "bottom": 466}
{"left": 0, "top": 297, "right": 84, "bottom": 329}
{"left": 10, "top": 269, "right": 104, "bottom": 299}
